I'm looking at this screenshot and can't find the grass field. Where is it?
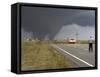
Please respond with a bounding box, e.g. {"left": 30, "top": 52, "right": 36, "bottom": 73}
{"left": 21, "top": 41, "right": 73, "bottom": 71}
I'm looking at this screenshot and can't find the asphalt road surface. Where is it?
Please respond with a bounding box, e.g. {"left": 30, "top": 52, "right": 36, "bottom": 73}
{"left": 51, "top": 44, "right": 95, "bottom": 68}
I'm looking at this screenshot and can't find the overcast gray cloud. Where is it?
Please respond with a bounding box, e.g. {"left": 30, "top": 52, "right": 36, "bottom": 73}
{"left": 21, "top": 6, "right": 95, "bottom": 40}
{"left": 54, "top": 24, "right": 95, "bottom": 40}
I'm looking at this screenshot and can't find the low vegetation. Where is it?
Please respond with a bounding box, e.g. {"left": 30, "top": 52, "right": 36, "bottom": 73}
{"left": 21, "top": 41, "right": 73, "bottom": 71}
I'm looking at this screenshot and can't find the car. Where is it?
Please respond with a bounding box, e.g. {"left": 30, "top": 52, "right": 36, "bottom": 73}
{"left": 68, "top": 39, "right": 76, "bottom": 44}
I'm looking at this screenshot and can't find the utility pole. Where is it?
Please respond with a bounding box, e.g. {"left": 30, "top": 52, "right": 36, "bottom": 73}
{"left": 76, "top": 32, "right": 79, "bottom": 43}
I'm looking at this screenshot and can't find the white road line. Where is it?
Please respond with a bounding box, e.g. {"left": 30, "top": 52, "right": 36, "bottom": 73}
{"left": 52, "top": 45, "right": 94, "bottom": 67}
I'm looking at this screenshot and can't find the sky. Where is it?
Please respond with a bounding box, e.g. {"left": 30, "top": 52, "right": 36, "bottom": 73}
{"left": 21, "top": 6, "right": 95, "bottom": 40}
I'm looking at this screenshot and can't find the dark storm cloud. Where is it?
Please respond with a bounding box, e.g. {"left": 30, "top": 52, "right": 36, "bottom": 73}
{"left": 21, "top": 6, "right": 95, "bottom": 40}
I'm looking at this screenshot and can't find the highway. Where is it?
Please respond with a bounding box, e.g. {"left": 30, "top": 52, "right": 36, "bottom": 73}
{"left": 51, "top": 44, "right": 95, "bottom": 68}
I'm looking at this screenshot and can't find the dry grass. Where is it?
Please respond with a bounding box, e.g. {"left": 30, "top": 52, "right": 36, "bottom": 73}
{"left": 21, "top": 41, "right": 73, "bottom": 71}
